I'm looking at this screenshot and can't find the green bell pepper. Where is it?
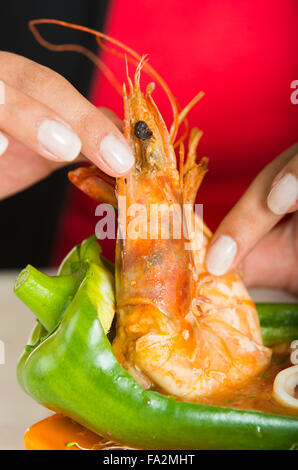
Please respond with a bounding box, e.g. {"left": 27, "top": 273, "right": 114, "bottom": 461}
{"left": 15, "top": 236, "right": 298, "bottom": 450}
{"left": 257, "top": 303, "right": 298, "bottom": 347}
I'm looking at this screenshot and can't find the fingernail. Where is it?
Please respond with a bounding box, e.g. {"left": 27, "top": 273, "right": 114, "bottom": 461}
{"left": 206, "top": 235, "right": 237, "bottom": 276}
{"left": 0, "top": 80, "right": 5, "bottom": 104}
{"left": 0, "top": 131, "right": 8, "bottom": 156}
{"left": 38, "top": 119, "right": 81, "bottom": 161}
{"left": 267, "top": 173, "right": 298, "bottom": 215}
{"left": 99, "top": 133, "right": 134, "bottom": 174}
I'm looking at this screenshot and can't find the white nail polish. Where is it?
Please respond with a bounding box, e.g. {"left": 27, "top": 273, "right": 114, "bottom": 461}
{"left": 267, "top": 173, "right": 298, "bottom": 215}
{"left": 38, "top": 119, "right": 81, "bottom": 161}
{"left": 0, "top": 80, "right": 5, "bottom": 105}
{"left": 0, "top": 131, "right": 8, "bottom": 156}
{"left": 206, "top": 235, "right": 237, "bottom": 276}
{"left": 99, "top": 133, "right": 135, "bottom": 174}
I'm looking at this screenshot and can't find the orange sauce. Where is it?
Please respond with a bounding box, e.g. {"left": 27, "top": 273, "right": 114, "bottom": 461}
{"left": 190, "top": 351, "right": 297, "bottom": 417}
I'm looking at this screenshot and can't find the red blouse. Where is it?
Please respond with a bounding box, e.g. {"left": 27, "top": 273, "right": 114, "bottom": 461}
{"left": 53, "top": 0, "right": 298, "bottom": 265}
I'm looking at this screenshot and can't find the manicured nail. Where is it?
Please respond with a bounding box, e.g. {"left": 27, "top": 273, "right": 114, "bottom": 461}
{"left": 267, "top": 173, "right": 298, "bottom": 215}
{"left": 0, "top": 131, "right": 8, "bottom": 156}
{"left": 206, "top": 235, "right": 237, "bottom": 276}
{"left": 0, "top": 80, "right": 5, "bottom": 104}
{"left": 99, "top": 133, "right": 135, "bottom": 174}
{"left": 38, "top": 119, "right": 81, "bottom": 161}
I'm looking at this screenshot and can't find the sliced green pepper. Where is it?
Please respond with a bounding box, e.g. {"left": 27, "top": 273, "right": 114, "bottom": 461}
{"left": 15, "top": 237, "right": 298, "bottom": 450}
{"left": 257, "top": 303, "right": 298, "bottom": 347}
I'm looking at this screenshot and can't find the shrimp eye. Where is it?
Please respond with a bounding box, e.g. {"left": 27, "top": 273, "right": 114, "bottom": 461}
{"left": 134, "top": 121, "right": 153, "bottom": 141}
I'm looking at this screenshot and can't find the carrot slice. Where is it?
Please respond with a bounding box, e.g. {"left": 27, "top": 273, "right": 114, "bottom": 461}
{"left": 24, "top": 414, "right": 110, "bottom": 450}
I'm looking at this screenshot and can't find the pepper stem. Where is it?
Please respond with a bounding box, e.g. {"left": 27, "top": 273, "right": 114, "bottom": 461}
{"left": 14, "top": 265, "right": 85, "bottom": 332}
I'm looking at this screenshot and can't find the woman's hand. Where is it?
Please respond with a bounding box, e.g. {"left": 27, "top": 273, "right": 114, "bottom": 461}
{"left": 0, "top": 52, "right": 134, "bottom": 199}
{"left": 206, "top": 144, "right": 298, "bottom": 295}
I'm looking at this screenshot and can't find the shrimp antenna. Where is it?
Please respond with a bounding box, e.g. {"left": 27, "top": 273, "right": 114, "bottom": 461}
{"left": 28, "top": 19, "right": 180, "bottom": 141}
{"left": 135, "top": 55, "right": 149, "bottom": 88}
{"left": 29, "top": 19, "right": 123, "bottom": 95}
{"left": 29, "top": 19, "right": 203, "bottom": 146}
{"left": 124, "top": 55, "right": 133, "bottom": 93}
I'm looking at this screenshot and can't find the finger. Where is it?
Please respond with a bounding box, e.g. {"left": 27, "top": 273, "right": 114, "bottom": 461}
{"left": 0, "top": 130, "right": 8, "bottom": 156}
{"left": 0, "top": 53, "right": 134, "bottom": 176}
{"left": 0, "top": 79, "right": 82, "bottom": 162}
{"left": 267, "top": 153, "right": 298, "bottom": 215}
{"left": 99, "top": 107, "right": 123, "bottom": 131}
{"left": 241, "top": 213, "right": 298, "bottom": 295}
{"left": 205, "top": 143, "right": 298, "bottom": 276}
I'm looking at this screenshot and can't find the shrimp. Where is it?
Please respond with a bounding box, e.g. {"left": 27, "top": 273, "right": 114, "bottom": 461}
{"left": 111, "top": 64, "right": 271, "bottom": 399}
{"left": 29, "top": 19, "right": 271, "bottom": 400}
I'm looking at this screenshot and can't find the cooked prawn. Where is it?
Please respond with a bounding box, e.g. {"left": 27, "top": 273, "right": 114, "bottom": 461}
{"left": 112, "top": 64, "right": 271, "bottom": 399}
{"left": 29, "top": 19, "right": 272, "bottom": 400}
